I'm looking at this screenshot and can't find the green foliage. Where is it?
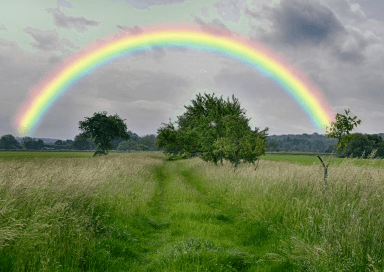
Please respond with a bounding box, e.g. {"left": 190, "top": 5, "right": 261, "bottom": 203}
{"left": 0, "top": 134, "right": 21, "bottom": 150}
{"left": 267, "top": 133, "right": 337, "bottom": 152}
{"left": 325, "top": 109, "right": 362, "bottom": 152}
{"left": 213, "top": 116, "right": 268, "bottom": 169}
{"left": 156, "top": 93, "right": 268, "bottom": 168}
{"left": 71, "top": 134, "right": 96, "bottom": 150}
{"left": 21, "top": 137, "right": 44, "bottom": 150}
{"left": 266, "top": 139, "right": 280, "bottom": 151}
{"left": 338, "top": 133, "right": 384, "bottom": 158}
{"left": 117, "top": 133, "right": 157, "bottom": 152}
{"left": 78, "top": 111, "right": 130, "bottom": 156}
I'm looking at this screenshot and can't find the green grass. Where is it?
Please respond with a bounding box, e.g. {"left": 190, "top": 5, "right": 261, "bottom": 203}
{"left": 0, "top": 151, "right": 94, "bottom": 161}
{"left": 1, "top": 152, "right": 384, "bottom": 271}
{"left": 261, "top": 154, "right": 384, "bottom": 168}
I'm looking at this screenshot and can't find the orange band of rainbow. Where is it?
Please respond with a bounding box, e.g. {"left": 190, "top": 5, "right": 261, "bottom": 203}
{"left": 14, "top": 23, "right": 335, "bottom": 136}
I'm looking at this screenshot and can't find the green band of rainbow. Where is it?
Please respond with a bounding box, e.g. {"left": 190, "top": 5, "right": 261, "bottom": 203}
{"left": 14, "top": 23, "right": 335, "bottom": 136}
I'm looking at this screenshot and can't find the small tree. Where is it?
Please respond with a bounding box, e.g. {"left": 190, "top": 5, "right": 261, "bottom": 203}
{"left": 78, "top": 111, "right": 130, "bottom": 156}
{"left": 325, "top": 109, "right": 361, "bottom": 153}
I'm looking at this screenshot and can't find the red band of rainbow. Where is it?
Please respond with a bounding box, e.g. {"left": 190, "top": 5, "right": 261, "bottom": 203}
{"left": 14, "top": 23, "right": 335, "bottom": 136}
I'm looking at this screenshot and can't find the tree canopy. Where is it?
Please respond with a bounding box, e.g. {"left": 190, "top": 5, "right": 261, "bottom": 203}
{"left": 78, "top": 111, "right": 130, "bottom": 156}
{"left": 325, "top": 108, "right": 361, "bottom": 153}
{"left": 156, "top": 93, "right": 268, "bottom": 168}
{"left": 0, "top": 134, "right": 21, "bottom": 150}
{"left": 338, "top": 133, "right": 384, "bottom": 158}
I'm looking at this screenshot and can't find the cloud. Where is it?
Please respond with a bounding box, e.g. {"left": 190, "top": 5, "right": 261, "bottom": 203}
{"left": 194, "top": 17, "right": 232, "bottom": 37}
{"left": 349, "top": 2, "right": 366, "bottom": 19}
{"left": 118, "top": 0, "right": 186, "bottom": 9}
{"left": 0, "top": 25, "right": 7, "bottom": 31}
{"left": 57, "top": 0, "right": 73, "bottom": 9}
{"left": 335, "top": 24, "right": 381, "bottom": 63}
{"left": 201, "top": 7, "right": 210, "bottom": 17}
{"left": 261, "top": 0, "right": 346, "bottom": 47}
{"left": 116, "top": 25, "right": 143, "bottom": 34}
{"left": 213, "top": 0, "right": 247, "bottom": 22}
{"left": 246, "top": 0, "right": 383, "bottom": 65}
{"left": 86, "top": 68, "right": 192, "bottom": 104}
{"left": 46, "top": 8, "right": 99, "bottom": 32}
{"left": 24, "top": 27, "right": 78, "bottom": 53}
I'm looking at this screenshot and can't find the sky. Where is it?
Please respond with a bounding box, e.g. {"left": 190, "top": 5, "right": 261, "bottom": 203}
{"left": 1, "top": 0, "right": 383, "bottom": 140}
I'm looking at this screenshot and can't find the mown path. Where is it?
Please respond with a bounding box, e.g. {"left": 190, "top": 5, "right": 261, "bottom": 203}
{"left": 122, "top": 160, "right": 295, "bottom": 272}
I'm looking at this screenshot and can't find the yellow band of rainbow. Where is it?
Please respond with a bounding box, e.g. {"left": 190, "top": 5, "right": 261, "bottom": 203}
{"left": 14, "top": 23, "right": 335, "bottom": 136}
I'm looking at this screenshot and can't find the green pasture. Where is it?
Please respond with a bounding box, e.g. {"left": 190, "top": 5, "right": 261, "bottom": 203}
{"left": 1, "top": 152, "right": 384, "bottom": 271}
{"left": 261, "top": 153, "right": 384, "bottom": 168}
{"left": 0, "top": 151, "right": 94, "bottom": 161}
{"left": 1, "top": 151, "right": 383, "bottom": 168}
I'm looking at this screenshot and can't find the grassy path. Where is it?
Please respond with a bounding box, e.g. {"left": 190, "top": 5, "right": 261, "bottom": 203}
{"left": 3, "top": 153, "right": 384, "bottom": 271}
{"left": 120, "top": 160, "right": 295, "bottom": 271}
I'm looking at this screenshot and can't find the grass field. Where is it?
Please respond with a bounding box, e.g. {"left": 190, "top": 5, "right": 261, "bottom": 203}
{"left": 0, "top": 151, "right": 94, "bottom": 161}
{"left": 261, "top": 153, "right": 384, "bottom": 168}
{"left": 1, "top": 152, "right": 384, "bottom": 271}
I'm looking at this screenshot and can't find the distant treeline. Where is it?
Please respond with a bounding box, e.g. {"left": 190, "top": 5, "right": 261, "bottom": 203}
{"left": 2, "top": 132, "right": 384, "bottom": 158}
{"left": 0, "top": 131, "right": 157, "bottom": 151}
{"left": 266, "top": 133, "right": 384, "bottom": 157}
{"left": 266, "top": 133, "right": 337, "bottom": 153}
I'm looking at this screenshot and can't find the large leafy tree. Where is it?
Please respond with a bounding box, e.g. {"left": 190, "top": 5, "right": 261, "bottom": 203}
{"left": 78, "top": 111, "right": 130, "bottom": 156}
{"left": 0, "top": 134, "right": 21, "bottom": 150}
{"left": 325, "top": 108, "right": 361, "bottom": 153}
{"left": 156, "top": 93, "right": 268, "bottom": 167}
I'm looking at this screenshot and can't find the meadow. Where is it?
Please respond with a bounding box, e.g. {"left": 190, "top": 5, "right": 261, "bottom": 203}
{"left": 1, "top": 151, "right": 384, "bottom": 271}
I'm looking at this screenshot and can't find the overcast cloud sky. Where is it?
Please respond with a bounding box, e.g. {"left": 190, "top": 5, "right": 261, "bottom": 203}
{"left": 1, "top": 0, "right": 383, "bottom": 140}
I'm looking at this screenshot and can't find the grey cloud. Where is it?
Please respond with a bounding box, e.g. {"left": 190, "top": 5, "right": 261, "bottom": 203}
{"left": 0, "top": 40, "right": 66, "bottom": 136}
{"left": 0, "top": 25, "right": 7, "bottom": 31}
{"left": 119, "top": 0, "right": 185, "bottom": 9}
{"left": 213, "top": 0, "right": 246, "bottom": 22}
{"left": 194, "top": 17, "right": 232, "bottom": 37}
{"left": 247, "top": 0, "right": 382, "bottom": 65}
{"left": 24, "top": 27, "right": 78, "bottom": 52}
{"left": 264, "top": 0, "right": 346, "bottom": 46}
{"left": 46, "top": 8, "right": 99, "bottom": 32}
{"left": 116, "top": 25, "right": 143, "bottom": 34}
{"left": 334, "top": 24, "right": 381, "bottom": 64}
{"left": 201, "top": 7, "right": 209, "bottom": 17}
{"left": 87, "top": 68, "right": 191, "bottom": 104}
{"left": 214, "top": 68, "right": 282, "bottom": 100}
{"left": 349, "top": 2, "right": 366, "bottom": 19}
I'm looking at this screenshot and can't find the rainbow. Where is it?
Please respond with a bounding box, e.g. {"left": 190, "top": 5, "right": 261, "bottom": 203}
{"left": 14, "top": 23, "right": 335, "bottom": 136}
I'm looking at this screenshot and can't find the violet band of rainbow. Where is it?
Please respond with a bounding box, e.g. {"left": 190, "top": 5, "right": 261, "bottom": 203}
{"left": 14, "top": 24, "right": 335, "bottom": 136}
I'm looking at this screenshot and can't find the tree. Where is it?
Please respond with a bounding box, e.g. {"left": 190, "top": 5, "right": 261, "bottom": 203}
{"left": 71, "top": 134, "right": 94, "bottom": 150}
{"left": 266, "top": 140, "right": 280, "bottom": 152}
{"left": 0, "top": 134, "right": 21, "bottom": 150}
{"left": 156, "top": 93, "right": 268, "bottom": 167}
{"left": 35, "top": 139, "right": 45, "bottom": 150}
{"left": 325, "top": 108, "right": 361, "bottom": 153}
{"left": 213, "top": 115, "right": 268, "bottom": 169}
{"left": 78, "top": 111, "right": 130, "bottom": 156}
{"left": 54, "top": 140, "right": 65, "bottom": 146}
{"left": 339, "top": 133, "right": 384, "bottom": 158}
{"left": 117, "top": 140, "right": 137, "bottom": 151}
{"left": 22, "top": 137, "right": 34, "bottom": 150}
